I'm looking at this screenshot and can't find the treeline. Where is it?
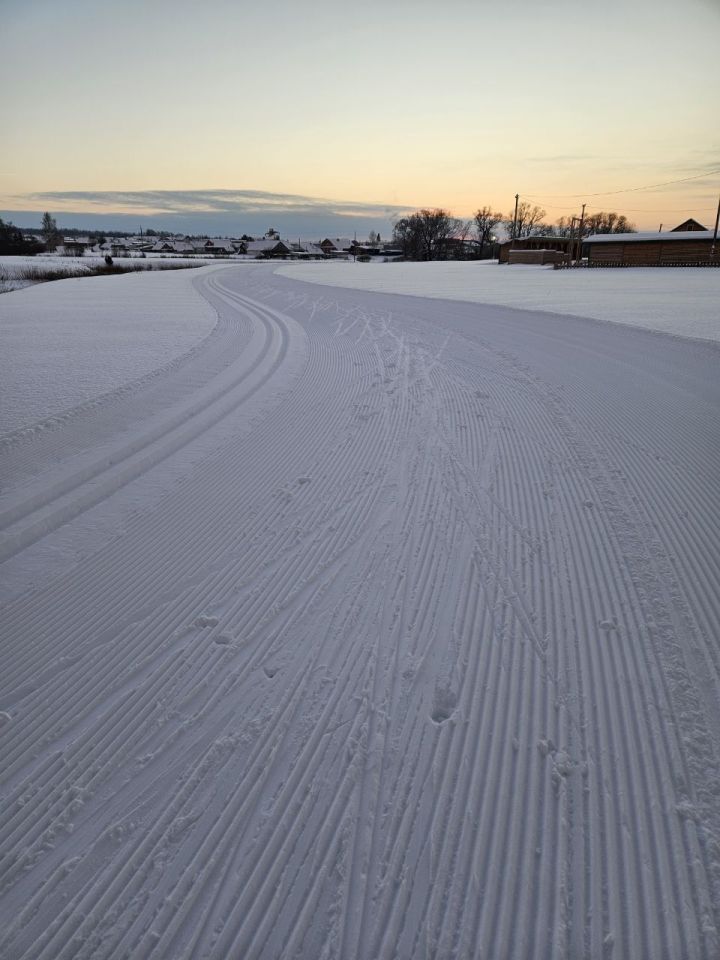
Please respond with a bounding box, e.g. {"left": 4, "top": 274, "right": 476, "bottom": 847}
{"left": 392, "top": 204, "right": 637, "bottom": 261}
{"left": 0, "top": 218, "right": 45, "bottom": 256}
{"left": 0, "top": 212, "right": 170, "bottom": 256}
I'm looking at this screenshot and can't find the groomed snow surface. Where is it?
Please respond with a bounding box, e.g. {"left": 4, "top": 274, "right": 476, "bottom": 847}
{"left": 1, "top": 264, "right": 719, "bottom": 959}
{"left": 278, "top": 260, "right": 720, "bottom": 343}
{"left": 0, "top": 267, "right": 217, "bottom": 433}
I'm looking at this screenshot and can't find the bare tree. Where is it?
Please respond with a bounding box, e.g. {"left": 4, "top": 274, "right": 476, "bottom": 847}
{"left": 583, "top": 211, "right": 636, "bottom": 234}
{"left": 555, "top": 211, "right": 636, "bottom": 238}
{"left": 449, "top": 219, "right": 475, "bottom": 259}
{"left": 506, "top": 201, "right": 547, "bottom": 239}
{"left": 473, "top": 206, "right": 502, "bottom": 257}
{"left": 392, "top": 208, "right": 462, "bottom": 260}
{"left": 41, "top": 211, "right": 60, "bottom": 250}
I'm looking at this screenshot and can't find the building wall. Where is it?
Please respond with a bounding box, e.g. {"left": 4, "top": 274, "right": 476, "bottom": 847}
{"left": 499, "top": 237, "right": 570, "bottom": 264}
{"left": 588, "top": 240, "right": 717, "bottom": 265}
{"left": 508, "top": 249, "right": 565, "bottom": 265}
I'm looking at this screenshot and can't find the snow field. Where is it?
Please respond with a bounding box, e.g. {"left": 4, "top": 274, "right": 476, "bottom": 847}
{"left": 0, "top": 254, "right": 217, "bottom": 294}
{"left": 1, "top": 265, "right": 719, "bottom": 958}
{"left": 0, "top": 265, "right": 220, "bottom": 434}
{"left": 277, "top": 260, "right": 720, "bottom": 342}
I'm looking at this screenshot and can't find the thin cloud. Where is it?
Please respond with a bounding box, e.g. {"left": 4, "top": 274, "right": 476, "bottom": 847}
{"left": 3, "top": 189, "right": 412, "bottom": 235}
{"left": 19, "top": 188, "right": 413, "bottom": 220}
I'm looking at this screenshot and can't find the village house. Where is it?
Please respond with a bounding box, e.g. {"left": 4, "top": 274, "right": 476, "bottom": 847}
{"left": 584, "top": 223, "right": 719, "bottom": 266}
{"left": 320, "top": 238, "right": 355, "bottom": 257}
{"left": 62, "top": 236, "right": 91, "bottom": 254}
{"left": 245, "top": 239, "right": 292, "bottom": 258}
{"left": 498, "top": 235, "right": 571, "bottom": 264}
{"left": 171, "top": 240, "right": 197, "bottom": 254}
{"left": 109, "top": 240, "right": 131, "bottom": 255}
{"left": 193, "top": 238, "right": 237, "bottom": 255}
{"left": 149, "top": 239, "right": 195, "bottom": 254}
{"left": 349, "top": 241, "right": 382, "bottom": 257}
{"left": 286, "top": 241, "right": 326, "bottom": 258}
{"left": 671, "top": 218, "right": 706, "bottom": 232}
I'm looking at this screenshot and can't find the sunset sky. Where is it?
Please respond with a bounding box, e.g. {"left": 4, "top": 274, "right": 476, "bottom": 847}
{"left": 2, "top": 0, "right": 718, "bottom": 236}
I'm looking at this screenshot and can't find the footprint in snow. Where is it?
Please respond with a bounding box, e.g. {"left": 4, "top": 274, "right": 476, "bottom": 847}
{"left": 263, "top": 665, "right": 279, "bottom": 679}
{"left": 537, "top": 737, "right": 556, "bottom": 758}
{"left": 194, "top": 615, "right": 220, "bottom": 629}
{"left": 598, "top": 617, "right": 619, "bottom": 634}
{"left": 430, "top": 683, "right": 457, "bottom": 724}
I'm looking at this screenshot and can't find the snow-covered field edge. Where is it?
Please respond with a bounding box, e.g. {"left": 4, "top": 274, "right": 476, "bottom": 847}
{"left": 277, "top": 260, "right": 720, "bottom": 342}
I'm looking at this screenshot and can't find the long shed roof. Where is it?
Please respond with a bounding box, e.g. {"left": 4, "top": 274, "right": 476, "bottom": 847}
{"left": 585, "top": 230, "right": 717, "bottom": 244}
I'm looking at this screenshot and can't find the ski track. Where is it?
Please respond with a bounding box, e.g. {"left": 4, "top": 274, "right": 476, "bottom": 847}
{"left": 1, "top": 265, "right": 719, "bottom": 959}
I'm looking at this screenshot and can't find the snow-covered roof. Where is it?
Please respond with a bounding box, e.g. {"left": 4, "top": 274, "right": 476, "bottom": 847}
{"left": 671, "top": 218, "right": 707, "bottom": 231}
{"left": 246, "top": 239, "right": 290, "bottom": 252}
{"left": 498, "top": 235, "right": 569, "bottom": 246}
{"left": 585, "top": 230, "right": 717, "bottom": 243}
{"left": 321, "top": 238, "right": 355, "bottom": 250}
{"left": 201, "top": 239, "right": 235, "bottom": 250}
{"left": 292, "top": 241, "right": 324, "bottom": 255}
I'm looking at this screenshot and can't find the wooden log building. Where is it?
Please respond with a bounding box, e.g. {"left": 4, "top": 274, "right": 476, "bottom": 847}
{"left": 584, "top": 223, "right": 719, "bottom": 266}
{"left": 498, "top": 235, "right": 570, "bottom": 264}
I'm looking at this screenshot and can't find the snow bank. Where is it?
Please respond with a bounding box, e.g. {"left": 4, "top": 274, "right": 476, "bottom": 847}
{"left": 0, "top": 265, "right": 219, "bottom": 434}
{"left": 277, "top": 261, "right": 720, "bottom": 342}
{"left": 0, "top": 255, "right": 216, "bottom": 294}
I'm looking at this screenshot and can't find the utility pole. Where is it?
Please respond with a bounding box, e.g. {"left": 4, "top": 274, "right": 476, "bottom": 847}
{"left": 658, "top": 223, "right": 663, "bottom": 233}
{"left": 576, "top": 203, "right": 586, "bottom": 267}
{"left": 512, "top": 193, "right": 519, "bottom": 244}
{"left": 568, "top": 215, "right": 582, "bottom": 267}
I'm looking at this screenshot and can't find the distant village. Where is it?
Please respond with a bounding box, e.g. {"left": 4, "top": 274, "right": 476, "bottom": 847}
{"left": 56, "top": 217, "right": 719, "bottom": 268}
{"left": 3, "top": 207, "right": 718, "bottom": 268}
{"left": 34, "top": 229, "right": 405, "bottom": 262}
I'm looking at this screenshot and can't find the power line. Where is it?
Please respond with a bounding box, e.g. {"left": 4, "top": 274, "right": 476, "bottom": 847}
{"left": 594, "top": 205, "right": 718, "bottom": 213}
{"left": 528, "top": 201, "right": 718, "bottom": 213}
{"left": 522, "top": 165, "right": 720, "bottom": 200}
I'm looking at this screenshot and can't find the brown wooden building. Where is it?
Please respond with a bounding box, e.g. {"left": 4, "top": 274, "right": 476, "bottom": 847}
{"left": 671, "top": 219, "right": 706, "bottom": 232}
{"left": 498, "top": 235, "right": 570, "bottom": 264}
{"left": 584, "top": 227, "right": 719, "bottom": 266}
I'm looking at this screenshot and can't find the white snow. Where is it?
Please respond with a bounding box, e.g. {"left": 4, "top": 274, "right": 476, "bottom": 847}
{"left": 585, "top": 228, "right": 718, "bottom": 242}
{"left": 0, "top": 265, "right": 218, "bottom": 434}
{"left": 1, "top": 263, "right": 718, "bottom": 959}
{"left": 277, "top": 260, "right": 720, "bottom": 342}
{"left": 0, "top": 254, "right": 214, "bottom": 294}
